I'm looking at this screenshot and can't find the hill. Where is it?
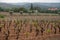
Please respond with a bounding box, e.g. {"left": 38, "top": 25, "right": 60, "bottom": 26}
{"left": 0, "top": 3, "right": 60, "bottom": 9}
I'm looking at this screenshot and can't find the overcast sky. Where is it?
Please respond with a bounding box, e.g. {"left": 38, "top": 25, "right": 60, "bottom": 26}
{"left": 0, "top": 0, "right": 60, "bottom": 3}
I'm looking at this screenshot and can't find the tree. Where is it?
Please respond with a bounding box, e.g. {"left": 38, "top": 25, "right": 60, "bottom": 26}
{"left": 9, "top": 11, "right": 13, "bottom": 16}
{"left": 12, "top": 8, "right": 19, "bottom": 12}
{"left": 19, "top": 11, "right": 23, "bottom": 15}
{"left": 30, "top": 3, "right": 33, "bottom": 10}
{"left": 19, "top": 7, "right": 27, "bottom": 12}
{"left": 0, "top": 7, "right": 4, "bottom": 11}
{"left": 58, "top": 12, "right": 60, "bottom": 15}
{"left": 4, "top": 8, "right": 11, "bottom": 12}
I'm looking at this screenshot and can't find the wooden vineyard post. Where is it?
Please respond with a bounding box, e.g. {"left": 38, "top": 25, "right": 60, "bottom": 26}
{"left": 30, "top": 25, "right": 32, "bottom": 33}
{"left": 35, "top": 27, "right": 39, "bottom": 36}
{"left": 0, "top": 24, "right": 4, "bottom": 32}
{"left": 57, "top": 24, "right": 60, "bottom": 34}
{"left": 0, "top": 21, "right": 2, "bottom": 32}
{"left": 40, "top": 27, "right": 45, "bottom": 35}
{"left": 0, "top": 26, "right": 2, "bottom": 32}
{"left": 16, "top": 26, "right": 20, "bottom": 40}
{"left": 9, "top": 20, "right": 12, "bottom": 27}
{"left": 5, "top": 28, "right": 10, "bottom": 40}
{"left": 53, "top": 27, "right": 56, "bottom": 34}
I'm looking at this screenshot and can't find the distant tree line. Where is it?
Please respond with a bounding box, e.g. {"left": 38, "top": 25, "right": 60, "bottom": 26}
{"left": 0, "top": 3, "right": 60, "bottom": 14}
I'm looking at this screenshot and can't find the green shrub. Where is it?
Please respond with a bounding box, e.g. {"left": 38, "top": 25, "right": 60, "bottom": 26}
{"left": 0, "top": 15, "right": 5, "bottom": 18}
{"left": 25, "top": 32, "right": 29, "bottom": 38}
{"left": 46, "top": 29, "right": 51, "bottom": 33}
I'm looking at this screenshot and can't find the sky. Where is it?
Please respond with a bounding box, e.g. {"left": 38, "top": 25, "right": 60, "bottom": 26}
{"left": 0, "top": 0, "right": 60, "bottom": 3}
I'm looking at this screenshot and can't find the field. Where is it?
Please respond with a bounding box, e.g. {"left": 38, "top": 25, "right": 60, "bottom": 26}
{"left": 0, "top": 12, "right": 60, "bottom": 40}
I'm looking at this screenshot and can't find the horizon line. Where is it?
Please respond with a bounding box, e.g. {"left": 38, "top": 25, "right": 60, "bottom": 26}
{"left": 0, "top": 2, "right": 60, "bottom": 3}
